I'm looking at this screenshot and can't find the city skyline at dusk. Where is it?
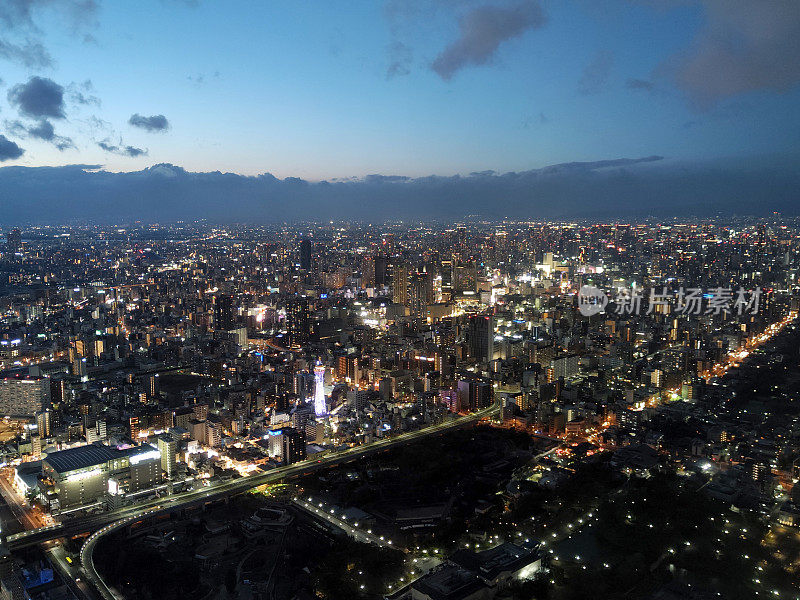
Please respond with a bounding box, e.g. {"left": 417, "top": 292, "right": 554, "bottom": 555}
{"left": 1, "top": 4, "right": 800, "bottom": 600}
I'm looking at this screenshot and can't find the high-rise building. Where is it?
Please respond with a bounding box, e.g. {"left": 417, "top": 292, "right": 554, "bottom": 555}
{"left": 158, "top": 434, "right": 177, "bottom": 479}
{"left": 374, "top": 254, "right": 389, "bottom": 287}
{"left": 85, "top": 419, "right": 100, "bottom": 443}
{"left": 31, "top": 435, "right": 42, "bottom": 457}
{"left": 293, "top": 371, "right": 315, "bottom": 401}
{"left": 299, "top": 239, "right": 312, "bottom": 270}
{"left": 213, "top": 294, "right": 235, "bottom": 330}
{"left": 72, "top": 357, "right": 88, "bottom": 378}
{"left": 361, "top": 254, "right": 375, "bottom": 288}
{"left": 282, "top": 426, "right": 306, "bottom": 465}
{"left": 441, "top": 258, "right": 453, "bottom": 301}
{"left": 97, "top": 419, "right": 107, "bottom": 440}
{"left": 468, "top": 314, "right": 495, "bottom": 363}
{"left": 129, "top": 416, "right": 141, "bottom": 439}
{"left": 313, "top": 364, "right": 327, "bottom": 417}
{"left": 36, "top": 410, "right": 52, "bottom": 438}
{"left": 50, "top": 376, "right": 67, "bottom": 405}
{"left": 409, "top": 270, "right": 434, "bottom": 318}
{"left": 393, "top": 265, "right": 409, "bottom": 306}
{"left": 457, "top": 378, "right": 493, "bottom": 411}
{"left": 551, "top": 354, "right": 579, "bottom": 380}
{"left": 285, "top": 298, "right": 311, "bottom": 347}
{"left": 0, "top": 377, "right": 50, "bottom": 417}
{"left": 205, "top": 419, "right": 222, "bottom": 447}
{"left": 267, "top": 428, "right": 284, "bottom": 459}
{"left": 129, "top": 447, "right": 163, "bottom": 492}
{"left": 145, "top": 373, "right": 160, "bottom": 398}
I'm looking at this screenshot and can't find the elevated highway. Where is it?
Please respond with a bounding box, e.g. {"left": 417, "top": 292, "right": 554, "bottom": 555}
{"left": 6, "top": 403, "right": 498, "bottom": 551}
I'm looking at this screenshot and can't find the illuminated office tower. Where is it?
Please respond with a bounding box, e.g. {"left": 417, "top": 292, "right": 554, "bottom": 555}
{"left": 36, "top": 410, "right": 52, "bottom": 438}
{"left": 409, "top": 270, "right": 433, "bottom": 318}
{"left": 392, "top": 265, "right": 409, "bottom": 305}
{"left": 440, "top": 258, "right": 453, "bottom": 301}
{"left": 313, "top": 365, "right": 327, "bottom": 417}
{"left": 158, "top": 434, "right": 177, "bottom": 479}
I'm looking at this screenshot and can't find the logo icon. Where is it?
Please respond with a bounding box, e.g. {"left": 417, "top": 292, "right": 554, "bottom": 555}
{"left": 578, "top": 285, "right": 608, "bottom": 316}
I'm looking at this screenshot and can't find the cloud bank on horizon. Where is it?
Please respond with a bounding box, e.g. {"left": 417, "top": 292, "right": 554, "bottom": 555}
{"left": 1, "top": 154, "right": 798, "bottom": 224}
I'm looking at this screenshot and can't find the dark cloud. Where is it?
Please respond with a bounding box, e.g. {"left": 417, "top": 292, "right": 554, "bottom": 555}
{"left": 0, "top": 38, "right": 51, "bottom": 68}
{"left": 578, "top": 50, "right": 613, "bottom": 95}
{"left": 0, "top": 0, "right": 99, "bottom": 30}
{"left": 0, "top": 0, "right": 47, "bottom": 28}
{"left": 97, "top": 139, "right": 147, "bottom": 157}
{"left": 0, "top": 1, "right": 98, "bottom": 67}
{"left": 386, "top": 41, "right": 412, "bottom": 78}
{"left": 8, "top": 77, "right": 66, "bottom": 119}
{"left": 626, "top": 78, "right": 654, "bottom": 91}
{"left": 365, "top": 174, "right": 411, "bottom": 183}
{"left": 431, "top": 1, "right": 546, "bottom": 80}
{"left": 6, "top": 118, "right": 75, "bottom": 151}
{"left": 668, "top": 0, "right": 800, "bottom": 106}
{"left": 0, "top": 135, "right": 24, "bottom": 161}
{"left": 6, "top": 154, "right": 799, "bottom": 224}
{"left": 128, "top": 113, "right": 170, "bottom": 132}
{"left": 22, "top": 119, "right": 53, "bottom": 140}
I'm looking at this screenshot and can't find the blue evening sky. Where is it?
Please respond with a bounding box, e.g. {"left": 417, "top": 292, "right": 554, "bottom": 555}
{"left": 1, "top": 0, "right": 798, "bottom": 179}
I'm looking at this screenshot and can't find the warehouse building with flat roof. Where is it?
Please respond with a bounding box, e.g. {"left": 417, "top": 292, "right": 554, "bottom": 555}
{"left": 40, "top": 442, "right": 162, "bottom": 509}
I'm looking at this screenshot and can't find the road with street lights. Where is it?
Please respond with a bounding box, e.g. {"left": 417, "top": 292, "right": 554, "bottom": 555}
{"left": 0, "top": 404, "right": 498, "bottom": 599}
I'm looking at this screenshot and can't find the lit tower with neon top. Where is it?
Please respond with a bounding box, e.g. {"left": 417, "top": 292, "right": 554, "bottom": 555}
{"left": 313, "top": 364, "right": 327, "bottom": 417}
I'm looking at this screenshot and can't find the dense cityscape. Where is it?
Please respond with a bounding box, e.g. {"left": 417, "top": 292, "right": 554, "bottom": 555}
{"left": 0, "top": 220, "right": 796, "bottom": 599}
{"left": 1, "top": 1, "right": 799, "bottom": 599}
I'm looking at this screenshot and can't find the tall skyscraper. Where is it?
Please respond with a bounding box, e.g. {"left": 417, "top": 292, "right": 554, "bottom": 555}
{"left": 158, "top": 434, "right": 177, "bottom": 479}
{"left": 441, "top": 258, "right": 453, "bottom": 301}
{"left": 393, "top": 265, "right": 409, "bottom": 306}
{"left": 36, "top": 410, "right": 52, "bottom": 438}
{"left": 299, "top": 239, "right": 312, "bottom": 270}
{"left": 409, "top": 270, "right": 433, "bottom": 318}
{"left": 286, "top": 298, "right": 311, "bottom": 347}
{"left": 313, "top": 364, "right": 327, "bottom": 417}
{"left": 213, "top": 294, "right": 235, "bottom": 330}
{"left": 146, "top": 373, "right": 160, "bottom": 399}
{"left": 468, "top": 314, "right": 495, "bottom": 363}
{"left": 282, "top": 426, "right": 306, "bottom": 465}
{"left": 374, "top": 254, "right": 389, "bottom": 287}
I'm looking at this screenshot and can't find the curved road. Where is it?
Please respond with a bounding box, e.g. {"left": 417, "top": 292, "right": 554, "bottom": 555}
{"left": 73, "top": 404, "right": 499, "bottom": 598}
